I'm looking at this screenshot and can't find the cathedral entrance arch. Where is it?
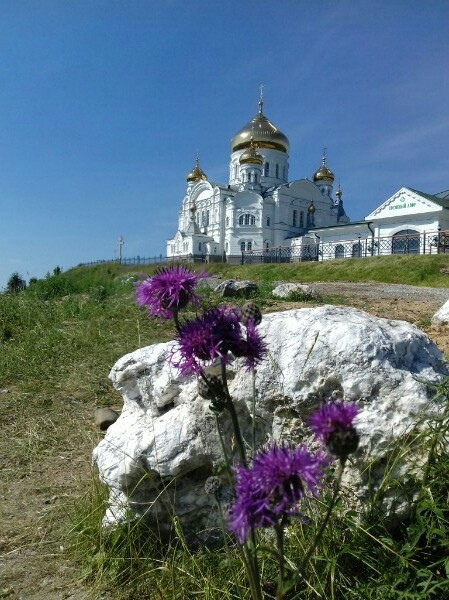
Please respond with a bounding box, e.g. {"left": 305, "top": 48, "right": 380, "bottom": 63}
{"left": 392, "top": 229, "right": 420, "bottom": 254}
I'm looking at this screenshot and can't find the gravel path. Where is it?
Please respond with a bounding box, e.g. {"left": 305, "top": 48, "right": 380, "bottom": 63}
{"left": 311, "top": 281, "right": 449, "bottom": 303}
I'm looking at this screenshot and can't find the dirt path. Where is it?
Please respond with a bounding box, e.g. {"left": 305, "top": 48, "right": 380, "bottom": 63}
{"left": 1, "top": 282, "right": 448, "bottom": 600}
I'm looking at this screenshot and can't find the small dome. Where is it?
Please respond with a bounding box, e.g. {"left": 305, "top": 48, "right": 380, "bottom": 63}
{"left": 186, "top": 158, "right": 207, "bottom": 183}
{"left": 313, "top": 154, "right": 334, "bottom": 183}
{"left": 308, "top": 200, "right": 316, "bottom": 213}
{"left": 231, "top": 101, "right": 289, "bottom": 153}
{"left": 239, "top": 142, "right": 263, "bottom": 165}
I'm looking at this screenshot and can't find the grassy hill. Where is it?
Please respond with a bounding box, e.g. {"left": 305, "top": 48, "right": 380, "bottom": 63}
{"left": 63, "top": 253, "right": 449, "bottom": 287}
{"left": 1, "top": 255, "right": 448, "bottom": 599}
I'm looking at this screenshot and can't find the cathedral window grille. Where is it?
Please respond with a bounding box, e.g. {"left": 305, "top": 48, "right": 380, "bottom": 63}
{"left": 293, "top": 210, "right": 297, "bottom": 227}
{"left": 300, "top": 211, "right": 304, "bottom": 228}
{"left": 276, "top": 164, "right": 279, "bottom": 178}
{"left": 266, "top": 216, "right": 271, "bottom": 226}
{"left": 264, "top": 162, "right": 269, "bottom": 176}
{"left": 240, "top": 241, "right": 246, "bottom": 252}
{"left": 247, "top": 241, "right": 252, "bottom": 251}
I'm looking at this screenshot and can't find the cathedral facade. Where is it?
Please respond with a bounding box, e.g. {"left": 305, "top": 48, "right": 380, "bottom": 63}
{"left": 166, "top": 98, "right": 349, "bottom": 263}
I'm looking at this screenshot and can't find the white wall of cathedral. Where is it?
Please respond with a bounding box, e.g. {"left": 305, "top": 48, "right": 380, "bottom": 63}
{"left": 372, "top": 214, "right": 443, "bottom": 239}
{"left": 229, "top": 148, "right": 289, "bottom": 186}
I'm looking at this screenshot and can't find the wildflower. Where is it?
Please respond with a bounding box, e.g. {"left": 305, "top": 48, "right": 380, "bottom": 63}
{"left": 134, "top": 265, "right": 206, "bottom": 320}
{"left": 241, "top": 319, "right": 266, "bottom": 370}
{"left": 204, "top": 476, "right": 222, "bottom": 496}
{"left": 171, "top": 306, "right": 243, "bottom": 375}
{"left": 228, "top": 443, "right": 330, "bottom": 543}
{"left": 308, "top": 400, "right": 359, "bottom": 457}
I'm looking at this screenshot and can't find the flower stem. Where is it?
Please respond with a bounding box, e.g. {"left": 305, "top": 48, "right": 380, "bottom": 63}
{"left": 251, "top": 369, "right": 256, "bottom": 456}
{"left": 299, "top": 457, "right": 347, "bottom": 573}
{"left": 221, "top": 360, "right": 247, "bottom": 467}
{"left": 274, "top": 523, "right": 286, "bottom": 599}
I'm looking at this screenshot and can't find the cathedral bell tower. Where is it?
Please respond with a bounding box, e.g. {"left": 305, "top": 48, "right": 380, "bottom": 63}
{"left": 313, "top": 148, "right": 334, "bottom": 197}
{"left": 229, "top": 89, "right": 289, "bottom": 187}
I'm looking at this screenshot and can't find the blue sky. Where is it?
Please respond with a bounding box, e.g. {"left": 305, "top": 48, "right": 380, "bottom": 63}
{"left": 0, "top": 0, "right": 448, "bottom": 288}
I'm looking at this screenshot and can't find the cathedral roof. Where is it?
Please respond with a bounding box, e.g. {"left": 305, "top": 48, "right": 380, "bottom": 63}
{"left": 230, "top": 99, "right": 289, "bottom": 154}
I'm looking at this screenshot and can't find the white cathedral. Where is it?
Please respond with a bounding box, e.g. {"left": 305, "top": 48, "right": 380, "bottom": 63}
{"left": 167, "top": 98, "right": 449, "bottom": 263}
{"left": 166, "top": 96, "right": 349, "bottom": 263}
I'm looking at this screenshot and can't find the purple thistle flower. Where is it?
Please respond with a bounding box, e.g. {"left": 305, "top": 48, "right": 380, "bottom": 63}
{"left": 171, "top": 306, "right": 244, "bottom": 375}
{"left": 308, "top": 401, "right": 359, "bottom": 457}
{"left": 228, "top": 443, "right": 330, "bottom": 543}
{"left": 241, "top": 320, "right": 267, "bottom": 370}
{"left": 134, "top": 265, "right": 206, "bottom": 320}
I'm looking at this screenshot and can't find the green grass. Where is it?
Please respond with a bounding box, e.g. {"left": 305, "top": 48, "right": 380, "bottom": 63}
{"left": 1, "top": 257, "right": 449, "bottom": 599}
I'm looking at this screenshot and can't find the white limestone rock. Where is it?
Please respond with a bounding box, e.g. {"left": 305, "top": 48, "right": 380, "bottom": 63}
{"left": 272, "top": 282, "right": 319, "bottom": 300}
{"left": 431, "top": 299, "right": 449, "bottom": 326}
{"left": 93, "top": 306, "right": 448, "bottom": 536}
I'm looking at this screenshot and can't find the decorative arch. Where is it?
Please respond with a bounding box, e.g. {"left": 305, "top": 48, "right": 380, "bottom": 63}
{"left": 392, "top": 229, "right": 420, "bottom": 254}
{"left": 335, "top": 244, "right": 345, "bottom": 259}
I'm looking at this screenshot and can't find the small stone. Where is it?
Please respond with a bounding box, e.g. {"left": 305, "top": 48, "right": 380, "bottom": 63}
{"left": 0, "top": 389, "right": 10, "bottom": 395}
{"left": 431, "top": 299, "right": 449, "bottom": 326}
{"left": 272, "top": 282, "right": 319, "bottom": 300}
{"left": 214, "top": 279, "right": 259, "bottom": 298}
{"left": 94, "top": 407, "right": 119, "bottom": 431}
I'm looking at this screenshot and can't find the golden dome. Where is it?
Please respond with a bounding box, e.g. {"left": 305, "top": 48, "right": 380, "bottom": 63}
{"left": 307, "top": 200, "right": 316, "bottom": 213}
{"left": 239, "top": 141, "right": 263, "bottom": 165}
{"left": 313, "top": 153, "right": 334, "bottom": 183}
{"left": 231, "top": 102, "right": 289, "bottom": 153}
{"left": 186, "top": 158, "right": 207, "bottom": 183}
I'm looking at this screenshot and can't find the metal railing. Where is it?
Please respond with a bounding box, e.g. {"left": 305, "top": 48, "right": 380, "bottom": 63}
{"left": 79, "top": 255, "right": 167, "bottom": 267}
{"left": 241, "top": 230, "right": 449, "bottom": 264}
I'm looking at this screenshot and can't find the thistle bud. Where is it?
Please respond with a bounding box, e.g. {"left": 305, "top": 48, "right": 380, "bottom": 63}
{"left": 197, "top": 375, "right": 224, "bottom": 400}
{"left": 240, "top": 301, "right": 262, "bottom": 326}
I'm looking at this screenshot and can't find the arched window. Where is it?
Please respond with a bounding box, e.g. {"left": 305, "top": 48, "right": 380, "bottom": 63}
{"left": 198, "top": 242, "right": 202, "bottom": 251}
{"left": 264, "top": 162, "right": 269, "bottom": 176}
{"left": 247, "top": 241, "right": 252, "bottom": 251}
{"left": 206, "top": 210, "right": 210, "bottom": 226}
{"left": 240, "top": 241, "right": 246, "bottom": 252}
{"left": 265, "top": 241, "right": 270, "bottom": 250}
{"left": 293, "top": 210, "right": 297, "bottom": 227}
{"left": 352, "top": 242, "right": 362, "bottom": 258}
{"left": 392, "top": 230, "right": 420, "bottom": 254}
{"left": 335, "top": 244, "right": 345, "bottom": 259}
{"left": 226, "top": 216, "right": 229, "bottom": 227}
{"left": 266, "top": 216, "right": 271, "bottom": 226}
{"left": 299, "top": 211, "right": 304, "bottom": 228}
{"left": 239, "top": 213, "right": 256, "bottom": 226}
{"left": 234, "top": 164, "right": 238, "bottom": 178}
{"left": 225, "top": 242, "right": 229, "bottom": 252}
{"left": 276, "top": 164, "right": 279, "bottom": 178}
